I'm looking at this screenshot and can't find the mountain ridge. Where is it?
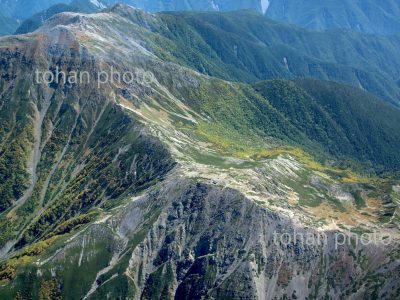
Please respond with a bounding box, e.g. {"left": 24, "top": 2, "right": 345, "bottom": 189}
{"left": 136, "top": 9, "right": 400, "bottom": 106}
{"left": 0, "top": 5, "right": 399, "bottom": 299}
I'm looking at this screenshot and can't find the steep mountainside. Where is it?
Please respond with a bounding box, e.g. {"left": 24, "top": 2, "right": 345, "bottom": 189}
{"left": 0, "top": 5, "right": 399, "bottom": 299}
{"left": 0, "top": 0, "right": 66, "bottom": 20}
{"left": 150, "top": 10, "right": 400, "bottom": 106}
{"left": 92, "top": 0, "right": 263, "bottom": 13}
{"left": 266, "top": 0, "right": 400, "bottom": 35}
{"left": 0, "top": 0, "right": 104, "bottom": 36}
{"left": 3, "top": 0, "right": 400, "bottom": 36}
{"left": 14, "top": 1, "right": 102, "bottom": 34}
{"left": 6, "top": 4, "right": 400, "bottom": 108}
{"left": 254, "top": 79, "right": 400, "bottom": 174}
{"left": 71, "top": 0, "right": 400, "bottom": 37}
{"left": 0, "top": 11, "right": 19, "bottom": 36}
{"left": 79, "top": 0, "right": 400, "bottom": 35}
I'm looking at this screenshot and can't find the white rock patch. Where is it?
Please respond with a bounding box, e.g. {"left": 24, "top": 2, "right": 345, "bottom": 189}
{"left": 90, "top": 0, "right": 106, "bottom": 9}
{"left": 261, "top": 0, "right": 271, "bottom": 14}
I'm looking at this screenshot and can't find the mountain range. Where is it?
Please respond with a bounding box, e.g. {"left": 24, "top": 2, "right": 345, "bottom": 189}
{"left": 150, "top": 10, "right": 400, "bottom": 106}
{"left": 266, "top": 0, "right": 400, "bottom": 35}
{"left": 126, "top": 0, "right": 400, "bottom": 35}
{"left": 0, "top": 10, "right": 18, "bottom": 36}
{"left": 14, "top": 0, "right": 103, "bottom": 35}
{"left": 2, "top": 0, "right": 400, "bottom": 36}
{"left": 0, "top": 4, "right": 399, "bottom": 299}
{"left": 13, "top": 6, "right": 400, "bottom": 108}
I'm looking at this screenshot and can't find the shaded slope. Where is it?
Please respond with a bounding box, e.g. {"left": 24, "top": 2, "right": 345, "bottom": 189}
{"left": 254, "top": 79, "right": 400, "bottom": 174}
{"left": 0, "top": 0, "right": 67, "bottom": 21}
{"left": 0, "top": 12, "right": 19, "bottom": 36}
{"left": 266, "top": 0, "right": 400, "bottom": 35}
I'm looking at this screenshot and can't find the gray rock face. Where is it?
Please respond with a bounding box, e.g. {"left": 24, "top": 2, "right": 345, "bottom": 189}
{"left": 124, "top": 180, "right": 399, "bottom": 299}
{"left": 22, "top": 179, "right": 399, "bottom": 299}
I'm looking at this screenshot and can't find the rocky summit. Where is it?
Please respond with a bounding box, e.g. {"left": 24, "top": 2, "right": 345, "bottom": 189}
{"left": 0, "top": 4, "right": 399, "bottom": 300}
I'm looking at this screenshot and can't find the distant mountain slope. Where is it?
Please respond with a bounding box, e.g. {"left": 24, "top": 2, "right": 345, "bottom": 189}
{"left": 94, "top": 5, "right": 400, "bottom": 106}
{"left": 85, "top": 0, "right": 400, "bottom": 35}
{"left": 0, "top": 0, "right": 65, "bottom": 20}
{"left": 0, "top": 11, "right": 19, "bottom": 36}
{"left": 146, "top": 10, "right": 400, "bottom": 106}
{"left": 266, "top": 0, "right": 400, "bottom": 35}
{"left": 15, "top": 4, "right": 80, "bottom": 35}
{"left": 118, "top": 0, "right": 400, "bottom": 35}
{"left": 15, "top": 1, "right": 102, "bottom": 34}
{"left": 0, "top": 0, "right": 105, "bottom": 36}
{"left": 99, "top": 0, "right": 263, "bottom": 13}
{"left": 254, "top": 79, "right": 400, "bottom": 174}
{"left": 3, "top": 0, "right": 400, "bottom": 36}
